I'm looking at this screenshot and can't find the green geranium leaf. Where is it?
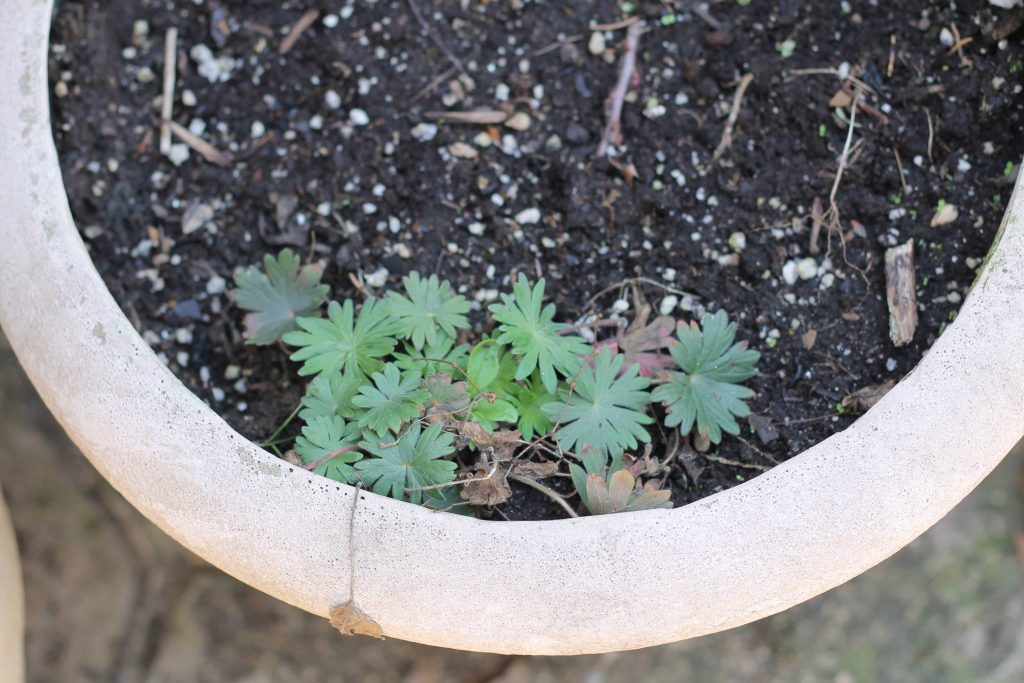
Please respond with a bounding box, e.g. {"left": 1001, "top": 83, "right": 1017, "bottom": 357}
{"left": 385, "top": 272, "right": 470, "bottom": 349}
{"left": 294, "top": 415, "right": 362, "bottom": 482}
{"left": 283, "top": 298, "right": 400, "bottom": 378}
{"left": 353, "top": 363, "right": 430, "bottom": 438}
{"left": 651, "top": 310, "right": 760, "bottom": 444}
{"left": 356, "top": 421, "right": 456, "bottom": 504}
{"left": 488, "top": 274, "right": 591, "bottom": 393}
{"left": 232, "top": 249, "right": 329, "bottom": 345}
{"left": 542, "top": 347, "right": 653, "bottom": 458}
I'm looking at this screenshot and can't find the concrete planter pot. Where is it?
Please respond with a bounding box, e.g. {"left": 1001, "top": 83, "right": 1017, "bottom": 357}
{"left": 2, "top": 0, "right": 1023, "bottom": 655}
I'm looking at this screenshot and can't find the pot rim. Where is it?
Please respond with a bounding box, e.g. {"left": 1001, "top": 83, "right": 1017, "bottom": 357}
{"left": 1, "top": 0, "right": 1022, "bottom": 655}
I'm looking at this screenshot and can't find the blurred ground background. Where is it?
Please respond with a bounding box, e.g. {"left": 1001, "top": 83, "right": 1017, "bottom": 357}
{"left": 1, "top": 336, "right": 1022, "bottom": 683}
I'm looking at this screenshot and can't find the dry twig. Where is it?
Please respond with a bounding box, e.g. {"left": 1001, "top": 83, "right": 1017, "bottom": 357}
{"left": 160, "top": 28, "right": 178, "bottom": 156}
{"left": 712, "top": 73, "right": 754, "bottom": 161}
{"left": 278, "top": 9, "right": 320, "bottom": 55}
{"left": 596, "top": 21, "right": 644, "bottom": 157}
{"left": 165, "top": 120, "right": 232, "bottom": 166}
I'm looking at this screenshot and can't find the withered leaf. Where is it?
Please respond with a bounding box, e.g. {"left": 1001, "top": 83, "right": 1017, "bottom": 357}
{"left": 620, "top": 314, "right": 677, "bottom": 377}
{"left": 456, "top": 421, "right": 521, "bottom": 459}
{"left": 422, "top": 373, "right": 470, "bottom": 420}
{"left": 329, "top": 601, "right": 384, "bottom": 639}
{"left": 511, "top": 460, "right": 559, "bottom": 479}
{"left": 459, "top": 466, "right": 512, "bottom": 506}
{"left": 841, "top": 380, "right": 895, "bottom": 414}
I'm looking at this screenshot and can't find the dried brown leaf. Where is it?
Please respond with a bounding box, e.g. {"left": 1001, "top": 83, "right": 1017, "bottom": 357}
{"left": 456, "top": 421, "right": 521, "bottom": 459}
{"left": 511, "top": 460, "right": 559, "bottom": 479}
{"left": 841, "top": 380, "right": 896, "bottom": 414}
{"left": 459, "top": 466, "right": 512, "bottom": 506}
{"left": 329, "top": 601, "right": 384, "bottom": 639}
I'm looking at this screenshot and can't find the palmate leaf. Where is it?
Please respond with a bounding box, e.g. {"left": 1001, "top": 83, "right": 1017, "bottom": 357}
{"left": 542, "top": 347, "right": 653, "bottom": 458}
{"left": 352, "top": 363, "right": 430, "bottom": 438}
{"left": 232, "top": 249, "right": 329, "bottom": 345}
{"left": 356, "top": 421, "right": 456, "bottom": 504}
{"left": 651, "top": 310, "right": 760, "bottom": 444}
{"left": 488, "top": 274, "right": 591, "bottom": 393}
{"left": 385, "top": 272, "right": 470, "bottom": 349}
{"left": 294, "top": 415, "right": 363, "bottom": 483}
{"left": 510, "top": 375, "right": 556, "bottom": 440}
{"left": 298, "top": 371, "right": 366, "bottom": 422}
{"left": 282, "top": 298, "right": 400, "bottom": 378}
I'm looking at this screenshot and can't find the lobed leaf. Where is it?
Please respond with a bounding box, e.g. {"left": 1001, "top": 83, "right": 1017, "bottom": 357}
{"left": 385, "top": 272, "right": 470, "bottom": 349}
{"left": 352, "top": 363, "right": 430, "bottom": 438}
{"left": 294, "top": 415, "right": 363, "bottom": 482}
{"left": 651, "top": 310, "right": 760, "bottom": 444}
{"left": 488, "top": 274, "right": 591, "bottom": 393}
{"left": 356, "top": 421, "right": 457, "bottom": 504}
{"left": 232, "top": 249, "right": 329, "bottom": 345}
{"left": 283, "top": 298, "right": 400, "bottom": 377}
{"left": 542, "top": 347, "right": 653, "bottom": 458}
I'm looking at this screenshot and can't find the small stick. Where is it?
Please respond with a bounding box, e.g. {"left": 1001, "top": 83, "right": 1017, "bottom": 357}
{"left": 840, "top": 84, "right": 890, "bottom": 123}
{"left": 893, "top": 148, "right": 908, "bottom": 193}
{"left": 596, "top": 21, "right": 644, "bottom": 157}
{"left": 924, "top": 108, "right": 934, "bottom": 163}
{"left": 884, "top": 240, "right": 918, "bottom": 347}
{"left": 278, "top": 8, "right": 319, "bottom": 55}
{"left": 165, "top": 120, "right": 232, "bottom": 166}
{"left": 160, "top": 27, "right": 178, "bottom": 156}
{"left": 590, "top": 16, "right": 640, "bottom": 31}
{"left": 405, "top": 462, "right": 500, "bottom": 493}
{"left": 303, "top": 445, "right": 361, "bottom": 472}
{"left": 691, "top": 2, "right": 724, "bottom": 30}
{"left": 703, "top": 455, "right": 770, "bottom": 472}
{"left": 829, "top": 100, "right": 857, "bottom": 206}
{"left": 507, "top": 474, "right": 579, "bottom": 518}
{"left": 712, "top": 73, "right": 754, "bottom": 162}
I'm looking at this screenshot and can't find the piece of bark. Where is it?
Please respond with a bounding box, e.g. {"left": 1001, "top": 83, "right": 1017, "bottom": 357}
{"left": 885, "top": 240, "right": 918, "bottom": 346}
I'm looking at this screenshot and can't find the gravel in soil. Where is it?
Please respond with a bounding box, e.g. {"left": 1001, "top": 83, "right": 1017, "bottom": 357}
{"left": 50, "top": 0, "right": 1024, "bottom": 519}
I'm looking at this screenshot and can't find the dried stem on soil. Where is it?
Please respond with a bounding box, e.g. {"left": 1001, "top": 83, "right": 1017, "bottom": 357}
{"left": 159, "top": 27, "right": 177, "bottom": 156}
{"left": 712, "top": 73, "right": 754, "bottom": 162}
{"left": 507, "top": 474, "right": 578, "bottom": 518}
{"left": 278, "top": 9, "right": 320, "bottom": 55}
{"left": 596, "top": 21, "right": 644, "bottom": 158}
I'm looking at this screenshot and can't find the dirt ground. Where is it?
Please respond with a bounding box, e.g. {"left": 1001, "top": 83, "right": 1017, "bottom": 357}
{"left": 2, "top": 332, "right": 1023, "bottom": 682}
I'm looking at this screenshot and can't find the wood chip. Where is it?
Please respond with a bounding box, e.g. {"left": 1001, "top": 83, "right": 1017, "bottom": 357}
{"left": 884, "top": 240, "right": 918, "bottom": 347}
{"left": 801, "top": 328, "right": 818, "bottom": 350}
{"left": 329, "top": 601, "right": 384, "bottom": 639}
{"left": 828, "top": 89, "right": 853, "bottom": 108}
{"left": 278, "top": 9, "right": 320, "bottom": 55}
{"left": 166, "top": 120, "right": 232, "bottom": 166}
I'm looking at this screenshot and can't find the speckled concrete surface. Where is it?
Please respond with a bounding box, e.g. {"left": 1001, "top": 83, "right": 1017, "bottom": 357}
{"left": 1, "top": 339, "right": 1022, "bottom": 682}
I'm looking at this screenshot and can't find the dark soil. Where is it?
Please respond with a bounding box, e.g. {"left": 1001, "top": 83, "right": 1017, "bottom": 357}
{"left": 50, "top": 0, "right": 1024, "bottom": 519}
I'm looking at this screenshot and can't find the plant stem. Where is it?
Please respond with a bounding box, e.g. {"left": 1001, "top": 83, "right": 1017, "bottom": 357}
{"left": 507, "top": 474, "right": 578, "bottom": 518}
{"left": 303, "top": 445, "right": 361, "bottom": 472}
{"left": 261, "top": 404, "right": 301, "bottom": 447}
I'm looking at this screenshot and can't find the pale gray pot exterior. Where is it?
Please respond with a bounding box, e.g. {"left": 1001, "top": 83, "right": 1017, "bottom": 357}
{"left": 1, "top": 0, "right": 1022, "bottom": 655}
